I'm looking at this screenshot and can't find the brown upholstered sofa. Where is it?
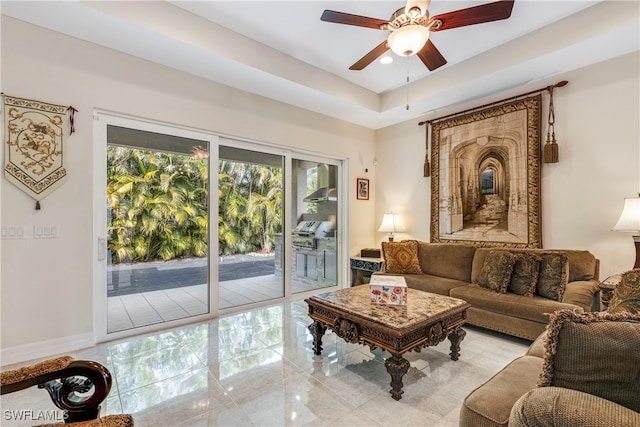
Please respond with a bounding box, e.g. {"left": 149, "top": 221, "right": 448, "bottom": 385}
{"left": 376, "top": 241, "right": 601, "bottom": 340}
{"left": 460, "top": 268, "right": 640, "bottom": 427}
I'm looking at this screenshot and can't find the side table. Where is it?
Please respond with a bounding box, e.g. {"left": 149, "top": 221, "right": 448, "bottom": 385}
{"left": 599, "top": 274, "right": 622, "bottom": 310}
{"left": 350, "top": 256, "right": 384, "bottom": 286}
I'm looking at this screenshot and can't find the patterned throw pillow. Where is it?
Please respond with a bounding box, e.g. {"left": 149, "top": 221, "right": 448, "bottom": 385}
{"left": 476, "top": 251, "right": 516, "bottom": 293}
{"left": 381, "top": 240, "right": 423, "bottom": 274}
{"left": 608, "top": 268, "right": 640, "bottom": 314}
{"left": 536, "top": 252, "right": 569, "bottom": 301}
{"left": 538, "top": 309, "right": 640, "bottom": 413}
{"left": 508, "top": 252, "right": 541, "bottom": 296}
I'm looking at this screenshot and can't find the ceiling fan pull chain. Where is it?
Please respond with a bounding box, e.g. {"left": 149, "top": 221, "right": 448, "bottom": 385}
{"left": 406, "top": 56, "right": 410, "bottom": 111}
{"left": 543, "top": 86, "right": 559, "bottom": 163}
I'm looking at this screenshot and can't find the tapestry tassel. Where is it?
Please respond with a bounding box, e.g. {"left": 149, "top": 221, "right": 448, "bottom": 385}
{"left": 543, "top": 134, "right": 559, "bottom": 163}
{"left": 543, "top": 86, "right": 559, "bottom": 163}
{"left": 424, "top": 155, "right": 430, "bottom": 177}
{"left": 68, "top": 106, "right": 78, "bottom": 135}
{"left": 35, "top": 200, "right": 41, "bottom": 210}
{"left": 423, "top": 122, "right": 431, "bottom": 177}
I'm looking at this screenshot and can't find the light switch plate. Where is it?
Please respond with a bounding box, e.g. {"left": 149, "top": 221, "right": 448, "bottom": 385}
{"left": 34, "top": 225, "right": 61, "bottom": 239}
{"left": 1, "top": 225, "right": 27, "bottom": 239}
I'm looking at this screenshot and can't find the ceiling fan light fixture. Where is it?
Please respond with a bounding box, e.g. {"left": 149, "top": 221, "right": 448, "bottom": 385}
{"left": 387, "top": 24, "right": 429, "bottom": 57}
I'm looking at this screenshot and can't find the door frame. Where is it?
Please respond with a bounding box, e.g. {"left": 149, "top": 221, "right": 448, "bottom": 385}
{"left": 93, "top": 112, "right": 348, "bottom": 343}
{"left": 93, "top": 111, "right": 219, "bottom": 343}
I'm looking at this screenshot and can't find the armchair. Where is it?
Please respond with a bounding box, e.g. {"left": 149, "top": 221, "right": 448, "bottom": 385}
{"left": 509, "top": 309, "right": 640, "bottom": 426}
{"left": 1, "top": 355, "right": 133, "bottom": 426}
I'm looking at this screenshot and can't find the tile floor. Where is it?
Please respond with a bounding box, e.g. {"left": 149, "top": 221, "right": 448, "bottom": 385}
{"left": 1, "top": 300, "right": 531, "bottom": 427}
{"left": 108, "top": 274, "right": 327, "bottom": 333}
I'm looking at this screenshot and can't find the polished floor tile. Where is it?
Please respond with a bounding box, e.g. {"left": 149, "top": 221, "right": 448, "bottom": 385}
{"left": 1, "top": 300, "right": 530, "bottom": 427}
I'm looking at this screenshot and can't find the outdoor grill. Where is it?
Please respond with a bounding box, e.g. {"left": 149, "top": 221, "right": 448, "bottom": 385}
{"left": 292, "top": 220, "right": 333, "bottom": 249}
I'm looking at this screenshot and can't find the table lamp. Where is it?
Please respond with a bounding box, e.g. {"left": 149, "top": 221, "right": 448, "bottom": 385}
{"left": 378, "top": 213, "right": 406, "bottom": 242}
{"left": 613, "top": 196, "right": 640, "bottom": 268}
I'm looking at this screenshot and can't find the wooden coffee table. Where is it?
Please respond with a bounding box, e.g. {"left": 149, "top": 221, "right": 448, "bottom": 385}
{"left": 305, "top": 286, "right": 470, "bottom": 400}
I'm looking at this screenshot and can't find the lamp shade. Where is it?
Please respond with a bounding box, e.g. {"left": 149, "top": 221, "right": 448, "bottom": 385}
{"left": 613, "top": 197, "right": 640, "bottom": 233}
{"left": 378, "top": 213, "right": 406, "bottom": 233}
{"left": 387, "top": 25, "right": 429, "bottom": 57}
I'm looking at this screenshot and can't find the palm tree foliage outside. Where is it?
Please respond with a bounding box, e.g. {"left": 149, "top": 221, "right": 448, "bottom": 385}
{"left": 218, "top": 160, "right": 283, "bottom": 256}
{"left": 107, "top": 146, "right": 283, "bottom": 264}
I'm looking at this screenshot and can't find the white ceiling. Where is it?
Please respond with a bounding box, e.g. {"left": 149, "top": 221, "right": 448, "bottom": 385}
{"left": 2, "top": 1, "right": 638, "bottom": 129}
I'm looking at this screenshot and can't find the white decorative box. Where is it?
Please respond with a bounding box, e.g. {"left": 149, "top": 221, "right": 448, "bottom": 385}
{"left": 369, "top": 275, "right": 408, "bottom": 305}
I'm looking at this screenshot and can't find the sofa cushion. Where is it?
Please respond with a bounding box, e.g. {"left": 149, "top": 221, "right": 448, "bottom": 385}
{"left": 472, "top": 248, "right": 597, "bottom": 284}
{"left": 450, "top": 285, "right": 579, "bottom": 324}
{"left": 472, "top": 248, "right": 519, "bottom": 284}
{"left": 510, "top": 387, "right": 640, "bottom": 427}
{"left": 381, "top": 240, "right": 422, "bottom": 274}
{"left": 562, "top": 280, "right": 601, "bottom": 311}
{"left": 539, "top": 309, "right": 640, "bottom": 412}
{"left": 417, "top": 242, "right": 477, "bottom": 282}
{"left": 460, "top": 355, "right": 543, "bottom": 427}
{"left": 508, "top": 253, "right": 541, "bottom": 297}
{"left": 398, "top": 273, "right": 469, "bottom": 296}
{"left": 562, "top": 249, "right": 598, "bottom": 282}
{"left": 476, "top": 251, "right": 516, "bottom": 293}
{"left": 536, "top": 252, "right": 569, "bottom": 301}
{"left": 608, "top": 268, "right": 640, "bottom": 314}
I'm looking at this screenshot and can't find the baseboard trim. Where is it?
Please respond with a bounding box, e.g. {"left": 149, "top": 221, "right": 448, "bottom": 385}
{"left": 1, "top": 333, "right": 95, "bottom": 367}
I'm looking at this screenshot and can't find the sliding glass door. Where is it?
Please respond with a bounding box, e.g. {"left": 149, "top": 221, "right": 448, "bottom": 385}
{"left": 95, "top": 114, "right": 343, "bottom": 340}
{"left": 105, "top": 125, "right": 211, "bottom": 334}
{"left": 217, "top": 146, "right": 284, "bottom": 310}
{"left": 291, "top": 159, "right": 338, "bottom": 294}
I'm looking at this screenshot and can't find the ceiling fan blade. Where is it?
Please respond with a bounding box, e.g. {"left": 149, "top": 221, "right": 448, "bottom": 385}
{"left": 429, "top": 0, "right": 515, "bottom": 32}
{"left": 417, "top": 39, "right": 447, "bottom": 71}
{"left": 321, "top": 10, "right": 388, "bottom": 29}
{"left": 349, "top": 40, "right": 390, "bottom": 70}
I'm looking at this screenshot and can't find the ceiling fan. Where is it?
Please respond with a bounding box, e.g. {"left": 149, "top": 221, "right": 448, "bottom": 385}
{"left": 321, "top": 0, "right": 515, "bottom": 71}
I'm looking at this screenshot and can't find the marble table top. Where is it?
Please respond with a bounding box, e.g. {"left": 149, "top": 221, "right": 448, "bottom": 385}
{"left": 308, "top": 286, "right": 468, "bottom": 330}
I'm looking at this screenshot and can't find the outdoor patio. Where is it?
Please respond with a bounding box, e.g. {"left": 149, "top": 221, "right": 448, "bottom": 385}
{"left": 107, "top": 258, "right": 326, "bottom": 333}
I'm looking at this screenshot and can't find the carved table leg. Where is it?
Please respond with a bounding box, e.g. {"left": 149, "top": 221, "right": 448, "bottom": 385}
{"left": 384, "top": 353, "right": 410, "bottom": 400}
{"left": 447, "top": 327, "right": 466, "bottom": 361}
{"left": 308, "top": 321, "right": 327, "bottom": 355}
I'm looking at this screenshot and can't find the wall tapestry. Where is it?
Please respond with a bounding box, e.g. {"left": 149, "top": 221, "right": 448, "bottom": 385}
{"left": 430, "top": 94, "right": 542, "bottom": 248}
{"left": 3, "top": 95, "right": 69, "bottom": 209}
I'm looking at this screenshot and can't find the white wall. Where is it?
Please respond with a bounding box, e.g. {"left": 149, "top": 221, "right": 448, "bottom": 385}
{"left": 0, "top": 17, "right": 376, "bottom": 359}
{"left": 375, "top": 52, "right": 640, "bottom": 280}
